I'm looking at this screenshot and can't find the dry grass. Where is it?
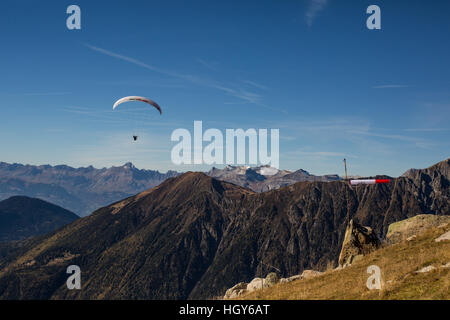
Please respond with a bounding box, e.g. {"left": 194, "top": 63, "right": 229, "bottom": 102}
{"left": 238, "top": 224, "right": 450, "bottom": 300}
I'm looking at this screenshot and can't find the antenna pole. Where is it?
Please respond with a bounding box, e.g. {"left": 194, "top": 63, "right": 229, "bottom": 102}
{"left": 343, "top": 158, "right": 348, "bottom": 180}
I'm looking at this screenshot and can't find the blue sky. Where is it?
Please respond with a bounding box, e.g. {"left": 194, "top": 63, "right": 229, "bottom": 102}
{"left": 0, "top": 0, "right": 449, "bottom": 176}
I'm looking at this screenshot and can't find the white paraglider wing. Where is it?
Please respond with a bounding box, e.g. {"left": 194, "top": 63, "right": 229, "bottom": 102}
{"left": 112, "top": 96, "right": 162, "bottom": 114}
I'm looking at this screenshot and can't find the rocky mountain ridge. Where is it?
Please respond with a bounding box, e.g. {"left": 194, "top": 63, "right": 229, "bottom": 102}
{"left": 0, "top": 162, "right": 341, "bottom": 217}
{"left": 207, "top": 165, "right": 341, "bottom": 192}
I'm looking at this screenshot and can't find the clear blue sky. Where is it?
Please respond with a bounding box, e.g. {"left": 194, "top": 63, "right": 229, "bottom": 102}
{"left": 0, "top": 0, "right": 449, "bottom": 176}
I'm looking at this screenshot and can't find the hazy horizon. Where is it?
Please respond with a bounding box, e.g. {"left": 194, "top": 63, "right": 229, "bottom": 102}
{"left": 1, "top": 157, "right": 447, "bottom": 178}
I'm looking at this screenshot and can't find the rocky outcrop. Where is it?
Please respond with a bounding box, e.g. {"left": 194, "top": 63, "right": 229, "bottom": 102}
{"left": 265, "top": 272, "right": 280, "bottom": 286}
{"left": 338, "top": 220, "right": 381, "bottom": 268}
{"left": 224, "top": 273, "right": 280, "bottom": 299}
{"left": 386, "top": 214, "right": 450, "bottom": 244}
{"left": 246, "top": 278, "right": 266, "bottom": 293}
{"left": 224, "top": 282, "right": 248, "bottom": 299}
{"left": 226, "top": 269, "right": 326, "bottom": 298}
{"left": 435, "top": 230, "right": 450, "bottom": 242}
{"left": 416, "top": 265, "right": 437, "bottom": 273}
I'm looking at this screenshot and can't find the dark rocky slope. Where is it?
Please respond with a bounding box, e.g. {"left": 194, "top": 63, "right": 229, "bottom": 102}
{"left": 0, "top": 196, "right": 79, "bottom": 242}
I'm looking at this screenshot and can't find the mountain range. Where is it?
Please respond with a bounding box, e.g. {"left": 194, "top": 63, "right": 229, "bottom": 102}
{"left": 0, "top": 162, "right": 179, "bottom": 217}
{"left": 0, "top": 158, "right": 448, "bottom": 300}
{"left": 207, "top": 165, "right": 341, "bottom": 192}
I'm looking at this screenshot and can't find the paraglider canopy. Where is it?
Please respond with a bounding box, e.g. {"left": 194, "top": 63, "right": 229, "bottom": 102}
{"left": 112, "top": 96, "right": 162, "bottom": 141}
{"left": 112, "top": 96, "right": 162, "bottom": 114}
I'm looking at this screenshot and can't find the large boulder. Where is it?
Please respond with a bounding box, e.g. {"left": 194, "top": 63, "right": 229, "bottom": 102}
{"left": 338, "top": 219, "right": 381, "bottom": 268}
{"left": 246, "top": 278, "right": 266, "bottom": 292}
{"left": 224, "top": 282, "right": 248, "bottom": 299}
{"left": 386, "top": 214, "right": 450, "bottom": 244}
{"left": 265, "top": 272, "right": 280, "bottom": 287}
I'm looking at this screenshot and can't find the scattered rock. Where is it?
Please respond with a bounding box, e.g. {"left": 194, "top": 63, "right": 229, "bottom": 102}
{"left": 246, "top": 278, "right": 266, "bottom": 293}
{"left": 23, "top": 260, "right": 36, "bottom": 267}
{"left": 226, "top": 272, "right": 282, "bottom": 298}
{"left": 279, "top": 275, "right": 301, "bottom": 283}
{"left": 224, "top": 282, "right": 248, "bottom": 299}
{"left": 338, "top": 219, "right": 381, "bottom": 268}
{"left": 416, "top": 265, "right": 436, "bottom": 273}
{"left": 406, "top": 235, "right": 417, "bottom": 241}
{"left": 301, "top": 270, "right": 323, "bottom": 279}
{"left": 435, "top": 230, "right": 450, "bottom": 242}
{"left": 46, "top": 252, "right": 79, "bottom": 266}
{"left": 224, "top": 272, "right": 282, "bottom": 298}
{"left": 386, "top": 214, "right": 450, "bottom": 244}
{"left": 278, "top": 270, "right": 324, "bottom": 284}
{"left": 265, "top": 272, "right": 279, "bottom": 287}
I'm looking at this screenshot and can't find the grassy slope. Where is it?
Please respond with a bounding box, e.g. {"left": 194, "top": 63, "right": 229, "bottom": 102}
{"left": 238, "top": 223, "right": 450, "bottom": 300}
